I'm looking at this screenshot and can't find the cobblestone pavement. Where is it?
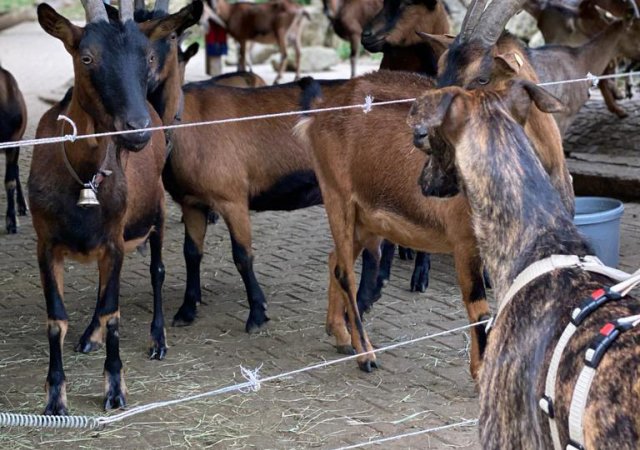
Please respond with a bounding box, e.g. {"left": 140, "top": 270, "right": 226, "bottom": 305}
{"left": 1, "top": 22, "right": 639, "bottom": 450}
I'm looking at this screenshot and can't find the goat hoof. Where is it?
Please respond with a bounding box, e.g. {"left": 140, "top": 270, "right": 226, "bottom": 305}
{"left": 148, "top": 345, "right": 167, "bottom": 360}
{"left": 103, "top": 390, "right": 126, "bottom": 411}
{"left": 18, "top": 206, "right": 28, "bottom": 216}
{"left": 615, "top": 110, "right": 629, "bottom": 119}
{"left": 336, "top": 344, "right": 356, "bottom": 355}
{"left": 5, "top": 220, "right": 17, "bottom": 234}
{"left": 172, "top": 307, "right": 196, "bottom": 327}
{"left": 410, "top": 273, "right": 429, "bottom": 293}
{"left": 74, "top": 339, "right": 101, "bottom": 353}
{"left": 245, "top": 312, "right": 270, "bottom": 334}
{"left": 43, "top": 401, "right": 68, "bottom": 416}
{"left": 357, "top": 359, "right": 378, "bottom": 373}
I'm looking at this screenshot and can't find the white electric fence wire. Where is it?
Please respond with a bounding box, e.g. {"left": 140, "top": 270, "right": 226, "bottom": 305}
{"left": 0, "top": 70, "right": 637, "bottom": 151}
{"left": 0, "top": 319, "right": 489, "bottom": 429}
{"left": 331, "top": 418, "right": 479, "bottom": 450}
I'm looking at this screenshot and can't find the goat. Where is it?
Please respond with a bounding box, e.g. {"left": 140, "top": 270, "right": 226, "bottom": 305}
{"left": 410, "top": 79, "right": 640, "bottom": 450}
{"left": 361, "top": 0, "right": 450, "bottom": 76}
{"left": 295, "top": 70, "right": 491, "bottom": 375}
{"left": 206, "top": 0, "right": 309, "bottom": 84}
{"left": 0, "top": 63, "right": 27, "bottom": 234}
{"left": 31, "top": 0, "right": 194, "bottom": 414}
{"left": 322, "top": 0, "right": 383, "bottom": 77}
{"left": 422, "top": 0, "right": 575, "bottom": 217}
{"left": 531, "top": 0, "right": 640, "bottom": 118}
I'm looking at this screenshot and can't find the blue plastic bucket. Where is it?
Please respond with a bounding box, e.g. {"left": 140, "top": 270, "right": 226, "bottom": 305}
{"left": 574, "top": 197, "right": 624, "bottom": 267}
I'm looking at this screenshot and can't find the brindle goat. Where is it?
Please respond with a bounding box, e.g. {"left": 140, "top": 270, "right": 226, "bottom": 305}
{"left": 206, "top": 0, "right": 309, "bottom": 84}
{"left": 31, "top": 0, "right": 194, "bottom": 414}
{"left": 0, "top": 63, "right": 27, "bottom": 234}
{"left": 323, "top": 0, "right": 383, "bottom": 77}
{"left": 295, "top": 70, "right": 490, "bottom": 374}
{"left": 361, "top": 0, "right": 450, "bottom": 75}
{"left": 410, "top": 80, "right": 640, "bottom": 450}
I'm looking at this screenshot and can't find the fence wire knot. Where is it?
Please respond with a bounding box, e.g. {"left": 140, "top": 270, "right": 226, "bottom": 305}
{"left": 240, "top": 364, "right": 263, "bottom": 393}
{"left": 362, "top": 95, "right": 374, "bottom": 114}
{"left": 586, "top": 72, "right": 599, "bottom": 88}
{"left": 57, "top": 114, "right": 78, "bottom": 142}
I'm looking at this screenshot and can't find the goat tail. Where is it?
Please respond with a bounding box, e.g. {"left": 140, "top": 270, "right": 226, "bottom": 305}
{"left": 293, "top": 76, "right": 322, "bottom": 146}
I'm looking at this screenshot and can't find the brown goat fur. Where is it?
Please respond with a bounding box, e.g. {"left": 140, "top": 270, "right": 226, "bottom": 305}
{"left": 410, "top": 81, "right": 640, "bottom": 449}
{"left": 324, "top": 0, "right": 383, "bottom": 77}
{"left": 296, "top": 70, "right": 490, "bottom": 375}
{"left": 0, "top": 64, "right": 28, "bottom": 234}
{"left": 208, "top": 0, "right": 309, "bottom": 83}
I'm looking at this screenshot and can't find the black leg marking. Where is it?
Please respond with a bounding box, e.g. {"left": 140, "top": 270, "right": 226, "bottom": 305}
{"left": 103, "top": 318, "right": 126, "bottom": 410}
{"left": 230, "top": 235, "right": 269, "bottom": 333}
{"left": 410, "top": 252, "right": 431, "bottom": 293}
{"left": 476, "top": 314, "right": 491, "bottom": 359}
{"left": 398, "top": 246, "right": 415, "bottom": 260}
{"left": 357, "top": 248, "right": 382, "bottom": 317}
{"left": 75, "top": 312, "right": 103, "bottom": 353}
{"left": 377, "top": 240, "right": 395, "bottom": 286}
{"left": 148, "top": 223, "right": 167, "bottom": 360}
{"left": 470, "top": 272, "right": 487, "bottom": 303}
{"left": 173, "top": 231, "right": 202, "bottom": 327}
{"left": 4, "top": 148, "right": 19, "bottom": 234}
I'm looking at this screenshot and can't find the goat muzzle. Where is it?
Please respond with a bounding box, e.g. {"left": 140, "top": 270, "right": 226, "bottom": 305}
{"left": 413, "top": 125, "right": 429, "bottom": 150}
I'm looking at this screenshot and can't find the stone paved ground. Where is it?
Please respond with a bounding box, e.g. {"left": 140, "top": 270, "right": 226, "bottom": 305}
{"left": 1, "top": 21, "right": 639, "bottom": 450}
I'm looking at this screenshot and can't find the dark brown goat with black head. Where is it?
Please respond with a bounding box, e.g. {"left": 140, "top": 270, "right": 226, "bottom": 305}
{"left": 361, "top": 0, "right": 450, "bottom": 75}
{"left": 409, "top": 80, "right": 640, "bottom": 449}
{"left": 30, "top": 0, "right": 196, "bottom": 415}
{"left": 0, "top": 63, "right": 27, "bottom": 234}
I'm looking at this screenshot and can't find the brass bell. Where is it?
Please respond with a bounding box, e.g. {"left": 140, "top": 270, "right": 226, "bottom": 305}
{"left": 77, "top": 184, "right": 100, "bottom": 208}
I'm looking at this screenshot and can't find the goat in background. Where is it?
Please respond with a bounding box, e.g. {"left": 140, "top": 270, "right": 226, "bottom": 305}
{"left": 0, "top": 63, "right": 27, "bottom": 234}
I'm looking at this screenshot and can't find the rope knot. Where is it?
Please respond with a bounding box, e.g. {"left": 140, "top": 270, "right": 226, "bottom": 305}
{"left": 239, "top": 364, "right": 262, "bottom": 393}
{"left": 57, "top": 114, "right": 78, "bottom": 142}
{"left": 586, "top": 72, "right": 599, "bottom": 88}
{"left": 362, "top": 95, "right": 373, "bottom": 114}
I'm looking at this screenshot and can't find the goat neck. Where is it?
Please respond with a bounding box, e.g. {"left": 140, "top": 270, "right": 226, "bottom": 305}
{"left": 450, "top": 93, "right": 590, "bottom": 300}
{"left": 571, "top": 20, "right": 627, "bottom": 76}
{"left": 211, "top": 0, "right": 231, "bottom": 23}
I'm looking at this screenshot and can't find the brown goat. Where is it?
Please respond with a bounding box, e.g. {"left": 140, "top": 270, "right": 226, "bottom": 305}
{"left": 295, "top": 70, "right": 490, "bottom": 375}
{"left": 411, "top": 80, "right": 640, "bottom": 450}
{"left": 30, "top": 1, "right": 193, "bottom": 414}
{"left": 206, "top": 0, "right": 309, "bottom": 84}
{"left": 323, "top": 0, "right": 383, "bottom": 77}
{"left": 0, "top": 63, "right": 27, "bottom": 234}
{"left": 361, "top": 0, "right": 450, "bottom": 75}
{"left": 532, "top": 0, "right": 640, "bottom": 118}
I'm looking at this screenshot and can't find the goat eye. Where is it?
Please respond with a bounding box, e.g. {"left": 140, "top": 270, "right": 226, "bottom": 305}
{"left": 477, "top": 77, "right": 490, "bottom": 85}
{"left": 81, "top": 55, "right": 93, "bottom": 65}
{"left": 149, "top": 54, "right": 155, "bottom": 64}
{"left": 170, "top": 32, "right": 177, "bottom": 41}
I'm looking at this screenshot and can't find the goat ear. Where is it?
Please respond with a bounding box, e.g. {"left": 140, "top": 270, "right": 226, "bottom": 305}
{"left": 494, "top": 52, "right": 524, "bottom": 75}
{"left": 37, "top": 4, "right": 82, "bottom": 50}
{"left": 184, "top": 42, "right": 199, "bottom": 61}
{"left": 415, "top": 32, "right": 454, "bottom": 56}
{"left": 521, "top": 80, "right": 566, "bottom": 113}
{"left": 141, "top": 0, "right": 204, "bottom": 41}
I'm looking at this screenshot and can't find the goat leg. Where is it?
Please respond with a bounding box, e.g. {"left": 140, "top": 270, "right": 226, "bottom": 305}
{"left": 4, "top": 147, "right": 20, "bottom": 233}
{"left": 98, "top": 241, "right": 126, "bottom": 411}
{"left": 173, "top": 206, "right": 208, "bottom": 327}
{"left": 410, "top": 252, "right": 431, "bottom": 293}
{"left": 453, "top": 245, "right": 490, "bottom": 380}
{"left": 148, "top": 206, "right": 167, "bottom": 360}
{"left": 39, "top": 242, "right": 69, "bottom": 415}
{"left": 356, "top": 236, "right": 384, "bottom": 317}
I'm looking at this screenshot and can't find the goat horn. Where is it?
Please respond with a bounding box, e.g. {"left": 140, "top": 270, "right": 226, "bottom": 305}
{"left": 80, "top": 0, "right": 108, "bottom": 23}
{"left": 119, "top": 0, "right": 135, "bottom": 21}
{"left": 473, "top": 0, "right": 527, "bottom": 47}
{"left": 626, "top": 0, "right": 640, "bottom": 19}
{"left": 458, "top": 0, "right": 489, "bottom": 43}
{"left": 154, "top": 0, "right": 170, "bottom": 13}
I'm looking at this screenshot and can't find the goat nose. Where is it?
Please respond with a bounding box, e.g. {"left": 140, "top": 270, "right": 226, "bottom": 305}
{"left": 126, "top": 117, "right": 151, "bottom": 131}
{"left": 413, "top": 125, "right": 428, "bottom": 148}
{"left": 362, "top": 28, "right": 372, "bottom": 38}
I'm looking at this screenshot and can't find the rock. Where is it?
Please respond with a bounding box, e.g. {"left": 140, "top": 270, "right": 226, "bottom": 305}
{"left": 249, "top": 43, "right": 279, "bottom": 64}
{"left": 301, "top": 6, "right": 332, "bottom": 47}
{"left": 269, "top": 46, "right": 340, "bottom": 72}
{"left": 529, "top": 31, "right": 546, "bottom": 48}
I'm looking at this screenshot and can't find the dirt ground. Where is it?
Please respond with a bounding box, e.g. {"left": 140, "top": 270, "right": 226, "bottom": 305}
{"left": 0, "top": 21, "right": 639, "bottom": 450}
